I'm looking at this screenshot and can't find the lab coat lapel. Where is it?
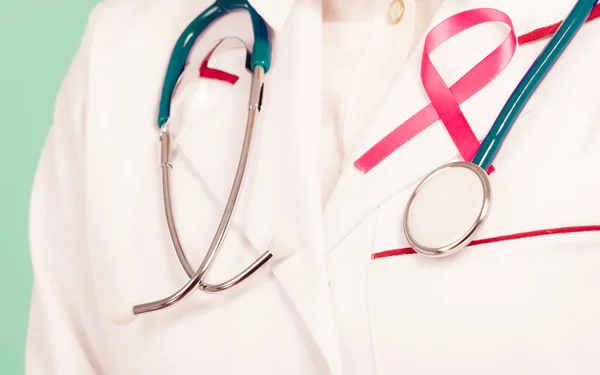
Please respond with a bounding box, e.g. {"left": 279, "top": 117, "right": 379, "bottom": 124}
{"left": 323, "top": 0, "right": 539, "bottom": 251}
{"left": 175, "top": 2, "right": 344, "bottom": 374}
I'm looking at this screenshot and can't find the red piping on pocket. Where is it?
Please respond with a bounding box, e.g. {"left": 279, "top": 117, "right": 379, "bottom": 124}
{"left": 372, "top": 225, "right": 600, "bottom": 260}
{"left": 197, "top": 3, "right": 600, "bottom": 85}
{"left": 199, "top": 42, "right": 240, "bottom": 85}
{"left": 518, "top": 3, "right": 600, "bottom": 45}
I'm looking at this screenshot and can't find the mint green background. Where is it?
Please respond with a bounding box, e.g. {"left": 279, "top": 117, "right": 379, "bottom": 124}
{"left": 0, "top": 1, "right": 99, "bottom": 373}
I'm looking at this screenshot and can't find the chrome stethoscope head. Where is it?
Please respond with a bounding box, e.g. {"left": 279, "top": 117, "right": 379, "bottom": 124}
{"left": 403, "top": 161, "right": 491, "bottom": 258}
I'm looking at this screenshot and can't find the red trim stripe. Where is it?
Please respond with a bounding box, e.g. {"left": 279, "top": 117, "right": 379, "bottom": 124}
{"left": 372, "top": 225, "right": 600, "bottom": 260}
{"left": 198, "top": 41, "right": 240, "bottom": 85}
{"left": 199, "top": 4, "right": 600, "bottom": 85}
{"left": 517, "top": 3, "right": 600, "bottom": 45}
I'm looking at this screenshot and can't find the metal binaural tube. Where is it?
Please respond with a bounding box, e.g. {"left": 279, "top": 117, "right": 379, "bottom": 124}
{"left": 133, "top": 66, "right": 270, "bottom": 316}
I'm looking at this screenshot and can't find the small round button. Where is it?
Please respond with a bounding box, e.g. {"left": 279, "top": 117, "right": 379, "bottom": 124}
{"left": 387, "top": 0, "right": 406, "bottom": 24}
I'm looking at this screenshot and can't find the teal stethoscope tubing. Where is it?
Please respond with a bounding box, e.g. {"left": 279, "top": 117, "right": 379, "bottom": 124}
{"left": 472, "top": 0, "right": 598, "bottom": 171}
{"left": 157, "top": 0, "right": 271, "bottom": 128}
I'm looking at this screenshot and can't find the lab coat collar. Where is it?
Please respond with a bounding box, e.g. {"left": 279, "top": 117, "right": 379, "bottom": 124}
{"left": 248, "top": 0, "right": 297, "bottom": 30}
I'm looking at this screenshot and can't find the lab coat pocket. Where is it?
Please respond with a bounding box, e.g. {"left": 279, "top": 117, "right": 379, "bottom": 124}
{"left": 368, "top": 226, "right": 600, "bottom": 374}
{"left": 170, "top": 38, "right": 253, "bottom": 142}
{"left": 367, "top": 154, "right": 600, "bottom": 373}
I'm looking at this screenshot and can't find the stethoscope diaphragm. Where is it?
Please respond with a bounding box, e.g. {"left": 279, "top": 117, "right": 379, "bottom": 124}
{"left": 403, "top": 161, "right": 491, "bottom": 257}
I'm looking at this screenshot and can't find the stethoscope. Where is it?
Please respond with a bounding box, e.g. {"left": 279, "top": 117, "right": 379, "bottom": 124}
{"left": 403, "top": 0, "right": 598, "bottom": 257}
{"left": 114, "top": 0, "right": 273, "bottom": 325}
{"left": 113, "top": 0, "right": 597, "bottom": 324}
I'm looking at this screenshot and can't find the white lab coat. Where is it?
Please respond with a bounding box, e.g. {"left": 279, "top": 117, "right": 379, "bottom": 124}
{"left": 26, "top": 0, "right": 600, "bottom": 374}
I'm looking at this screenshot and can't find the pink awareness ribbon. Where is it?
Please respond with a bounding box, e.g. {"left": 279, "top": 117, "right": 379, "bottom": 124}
{"left": 354, "top": 8, "right": 517, "bottom": 174}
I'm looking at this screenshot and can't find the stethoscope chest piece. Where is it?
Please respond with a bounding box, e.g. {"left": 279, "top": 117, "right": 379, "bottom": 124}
{"left": 403, "top": 161, "right": 491, "bottom": 257}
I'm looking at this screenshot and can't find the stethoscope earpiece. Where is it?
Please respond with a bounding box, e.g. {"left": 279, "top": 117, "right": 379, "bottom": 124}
{"left": 110, "top": 306, "right": 138, "bottom": 326}
{"left": 268, "top": 230, "right": 303, "bottom": 259}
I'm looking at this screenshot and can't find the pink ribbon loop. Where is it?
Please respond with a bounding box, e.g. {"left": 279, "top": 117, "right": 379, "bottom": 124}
{"left": 354, "top": 8, "right": 517, "bottom": 173}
